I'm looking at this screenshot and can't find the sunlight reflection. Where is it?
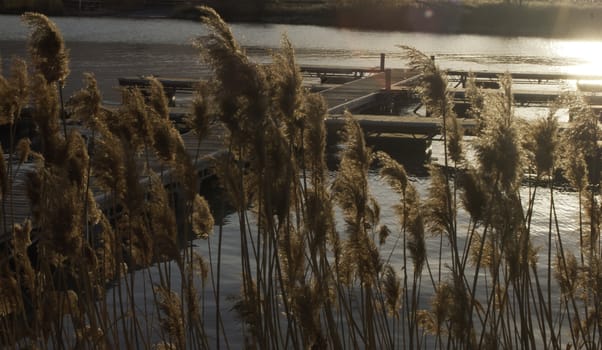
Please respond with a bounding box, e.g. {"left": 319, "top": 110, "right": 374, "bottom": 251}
{"left": 551, "top": 40, "right": 602, "bottom": 77}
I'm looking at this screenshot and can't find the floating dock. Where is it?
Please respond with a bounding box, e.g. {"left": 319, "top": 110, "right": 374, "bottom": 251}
{"left": 4, "top": 60, "right": 602, "bottom": 245}
{"left": 0, "top": 126, "right": 225, "bottom": 247}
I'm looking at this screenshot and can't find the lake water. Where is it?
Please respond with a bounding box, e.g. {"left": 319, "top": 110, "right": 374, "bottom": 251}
{"left": 0, "top": 14, "right": 591, "bottom": 347}
{"left": 3, "top": 14, "right": 602, "bottom": 100}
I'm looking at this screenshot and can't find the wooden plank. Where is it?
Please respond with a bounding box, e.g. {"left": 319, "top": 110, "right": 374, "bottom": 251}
{"left": 447, "top": 70, "right": 602, "bottom": 82}
{"left": 328, "top": 113, "right": 574, "bottom": 138}
{"left": 327, "top": 114, "right": 477, "bottom": 136}
{"left": 300, "top": 65, "right": 382, "bottom": 76}
{"left": 118, "top": 76, "right": 199, "bottom": 91}
{"left": 449, "top": 87, "right": 602, "bottom": 105}
{"left": 322, "top": 69, "right": 418, "bottom": 113}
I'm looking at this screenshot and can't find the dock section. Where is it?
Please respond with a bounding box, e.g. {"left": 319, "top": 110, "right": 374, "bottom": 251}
{"left": 5, "top": 63, "right": 602, "bottom": 245}
{"left": 327, "top": 114, "right": 476, "bottom": 137}
{"left": 320, "top": 69, "right": 418, "bottom": 114}
{"left": 0, "top": 125, "right": 225, "bottom": 246}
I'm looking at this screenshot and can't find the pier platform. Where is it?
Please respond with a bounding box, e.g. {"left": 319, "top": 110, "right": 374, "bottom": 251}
{"left": 5, "top": 62, "right": 602, "bottom": 245}
{"left": 0, "top": 125, "right": 225, "bottom": 246}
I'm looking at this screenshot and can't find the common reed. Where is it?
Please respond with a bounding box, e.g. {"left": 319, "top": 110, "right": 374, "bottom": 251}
{"left": 4, "top": 8, "right": 602, "bottom": 350}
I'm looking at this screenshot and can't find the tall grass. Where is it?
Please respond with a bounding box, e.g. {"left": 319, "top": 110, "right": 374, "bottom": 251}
{"left": 1, "top": 7, "right": 602, "bottom": 350}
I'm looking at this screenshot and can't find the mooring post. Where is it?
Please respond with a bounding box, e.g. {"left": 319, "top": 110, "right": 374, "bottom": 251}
{"left": 430, "top": 55, "right": 435, "bottom": 62}
{"left": 380, "top": 53, "right": 386, "bottom": 71}
{"left": 385, "top": 68, "right": 391, "bottom": 90}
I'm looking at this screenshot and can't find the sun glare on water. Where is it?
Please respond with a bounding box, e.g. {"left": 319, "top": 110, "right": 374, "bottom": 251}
{"left": 551, "top": 40, "right": 602, "bottom": 77}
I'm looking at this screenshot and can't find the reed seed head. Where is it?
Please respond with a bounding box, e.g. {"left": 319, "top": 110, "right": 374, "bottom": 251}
{"left": 69, "top": 73, "right": 102, "bottom": 128}
{"left": 381, "top": 264, "right": 402, "bottom": 317}
{"left": 377, "top": 151, "right": 408, "bottom": 195}
{"left": 187, "top": 83, "right": 213, "bottom": 141}
{"left": 192, "top": 194, "right": 214, "bottom": 239}
{"left": 22, "top": 12, "right": 69, "bottom": 85}
{"left": 473, "top": 105, "right": 523, "bottom": 192}
{"left": 154, "top": 285, "right": 185, "bottom": 348}
{"left": 459, "top": 168, "right": 488, "bottom": 224}
{"left": 0, "top": 58, "right": 28, "bottom": 126}
{"left": 526, "top": 113, "right": 558, "bottom": 176}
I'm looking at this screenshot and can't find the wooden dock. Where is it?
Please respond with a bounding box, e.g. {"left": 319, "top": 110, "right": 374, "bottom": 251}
{"left": 0, "top": 124, "right": 225, "bottom": 246}
{"left": 447, "top": 69, "right": 602, "bottom": 84}
{"left": 319, "top": 68, "right": 419, "bottom": 114}
{"left": 6, "top": 62, "right": 602, "bottom": 245}
{"left": 327, "top": 113, "right": 477, "bottom": 137}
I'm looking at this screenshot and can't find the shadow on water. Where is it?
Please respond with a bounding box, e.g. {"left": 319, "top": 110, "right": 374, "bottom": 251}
{"left": 326, "top": 133, "right": 431, "bottom": 177}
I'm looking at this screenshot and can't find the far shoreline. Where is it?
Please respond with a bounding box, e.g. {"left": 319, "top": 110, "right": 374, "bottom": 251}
{"left": 3, "top": 2, "right": 602, "bottom": 40}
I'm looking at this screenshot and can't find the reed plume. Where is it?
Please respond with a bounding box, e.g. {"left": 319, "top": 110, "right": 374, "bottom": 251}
{"left": 148, "top": 77, "right": 170, "bottom": 120}
{"left": 473, "top": 77, "right": 523, "bottom": 192}
{"left": 404, "top": 185, "right": 426, "bottom": 274}
{"left": 152, "top": 116, "right": 181, "bottom": 163}
{"left": 30, "top": 73, "right": 62, "bottom": 163}
{"left": 155, "top": 285, "right": 185, "bottom": 349}
{"left": 37, "top": 172, "right": 84, "bottom": 259}
{"left": 378, "top": 149, "right": 425, "bottom": 271}
{"left": 95, "top": 215, "right": 117, "bottom": 283}
{"left": 119, "top": 87, "right": 153, "bottom": 151}
{"left": 562, "top": 95, "right": 600, "bottom": 185}
{"left": 0, "top": 57, "right": 28, "bottom": 126}
{"left": 301, "top": 93, "right": 328, "bottom": 178}
{"left": 192, "top": 193, "right": 214, "bottom": 239}
{"left": 117, "top": 213, "right": 152, "bottom": 268}
{"left": 459, "top": 168, "right": 488, "bottom": 224}
{"left": 27, "top": 125, "right": 92, "bottom": 261}
{"left": 377, "top": 151, "right": 408, "bottom": 195}
{"left": 525, "top": 112, "right": 558, "bottom": 177}
{"left": 271, "top": 35, "right": 303, "bottom": 129}
{"left": 0, "top": 75, "right": 13, "bottom": 126}
{"left": 382, "top": 264, "right": 402, "bottom": 317}
{"left": 16, "top": 138, "right": 32, "bottom": 165}
{"left": 554, "top": 251, "right": 579, "bottom": 297}
{"left": 465, "top": 73, "right": 485, "bottom": 126}
{"left": 291, "top": 280, "right": 325, "bottom": 349}
{"left": 0, "top": 262, "right": 22, "bottom": 317}
{"left": 194, "top": 5, "right": 270, "bottom": 147}
{"left": 424, "top": 164, "right": 454, "bottom": 236}
{"left": 91, "top": 130, "right": 127, "bottom": 200}
{"left": 332, "top": 114, "right": 380, "bottom": 280}
{"left": 69, "top": 73, "right": 103, "bottom": 129}
{"left": 400, "top": 45, "right": 447, "bottom": 114}
{"left": 65, "top": 130, "right": 90, "bottom": 188}
{"left": 22, "top": 12, "right": 69, "bottom": 85}
{"left": 187, "top": 82, "right": 213, "bottom": 141}
{"left": 445, "top": 111, "right": 463, "bottom": 164}
{"left": 433, "top": 283, "right": 454, "bottom": 331}
{"left": 147, "top": 172, "right": 178, "bottom": 261}
{"left": 563, "top": 146, "right": 588, "bottom": 192}
{"left": 11, "top": 220, "right": 36, "bottom": 292}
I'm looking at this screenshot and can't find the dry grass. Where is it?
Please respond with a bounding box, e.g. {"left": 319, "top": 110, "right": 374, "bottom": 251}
{"left": 2, "top": 7, "right": 602, "bottom": 350}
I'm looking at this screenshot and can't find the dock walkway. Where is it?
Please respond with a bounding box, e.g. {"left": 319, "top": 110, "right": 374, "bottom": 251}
{"left": 7, "top": 64, "right": 599, "bottom": 243}
{"left": 1, "top": 125, "right": 225, "bottom": 246}
{"left": 320, "top": 68, "right": 418, "bottom": 114}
